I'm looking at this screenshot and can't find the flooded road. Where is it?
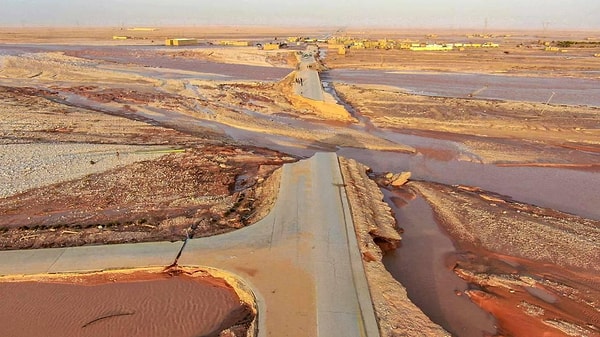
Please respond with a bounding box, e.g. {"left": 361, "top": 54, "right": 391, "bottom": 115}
{"left": 54, "top": 71, "right": 599, "bottom": 336}
{"left": 323, "top": 69, "right": 600, "bottom": 107}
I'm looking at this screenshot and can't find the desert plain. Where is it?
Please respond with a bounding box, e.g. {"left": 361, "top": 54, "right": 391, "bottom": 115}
{"left": 0, "top": 26, "right": 599, "bottom": 337}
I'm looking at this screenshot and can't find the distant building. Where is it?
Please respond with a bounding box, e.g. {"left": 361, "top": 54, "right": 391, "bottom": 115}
{"left": 482, "top": 42, "right": 500, "bottom": 48}
{"left": 165, "top": 38, "right": 198, "bottom": 46}
{"left": 261, "top": 43, "right": 280, "bottom": 50}
{"left": 410, "top": 44, "right": 453, "bottom": 51}
{"left": 219, "top": 41, "right": 250, "bottom": 47}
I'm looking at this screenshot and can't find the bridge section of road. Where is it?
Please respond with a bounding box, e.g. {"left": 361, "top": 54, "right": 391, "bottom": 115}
{"left": 0, "top": 153, "right": 380, "bottom": 337}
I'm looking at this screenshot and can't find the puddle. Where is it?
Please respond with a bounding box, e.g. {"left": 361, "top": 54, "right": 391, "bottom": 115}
{"left": 524, "top": 286, "right": 558, "bottom": 304}
{"left": 381, "top": 190, "right": 497, "bottom": 337}
{"left": 0, "top": 269, "right": 253, "bottom": 337}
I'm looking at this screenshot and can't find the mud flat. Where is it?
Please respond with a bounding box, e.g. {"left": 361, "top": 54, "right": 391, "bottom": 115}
{"left": 0, "top": 266, "right": 255, "bottom": 337}
{"left": 0, "top": 146, "right": 290, "bottom": 250}
{"left": 0, "top": 74, "right": 293, "bottom": 250}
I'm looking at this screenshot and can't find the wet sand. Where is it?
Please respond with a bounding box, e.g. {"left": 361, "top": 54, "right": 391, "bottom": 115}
{"left": 0, "top": 44, "right": 291, "bottom": 81}
{"left": 0, "top": 268, "right": 253, "bottom": 337}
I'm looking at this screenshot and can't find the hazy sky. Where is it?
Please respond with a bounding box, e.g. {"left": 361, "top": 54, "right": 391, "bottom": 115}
{"left": 2, "top": 0, "right": 599, "bottom": 29}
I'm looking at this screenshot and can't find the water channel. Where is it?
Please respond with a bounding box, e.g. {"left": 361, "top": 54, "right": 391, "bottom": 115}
{"left": 381, "top": 191, "right": 497, "bottom": 337}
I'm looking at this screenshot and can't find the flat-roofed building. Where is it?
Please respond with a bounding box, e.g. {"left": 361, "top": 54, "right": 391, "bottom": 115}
{"left": 219, "top": 41, "right": 250, "bottom": 46}
{"left": 165, "top": 38, "right": 198, "bottom": 46}
{"left": 262, "top": 43, "right": 280, "bottom": 50}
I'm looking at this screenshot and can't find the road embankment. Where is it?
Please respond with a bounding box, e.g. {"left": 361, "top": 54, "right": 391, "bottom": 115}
{"left": 338, "top": 157, "right": 450, "bottom": 337}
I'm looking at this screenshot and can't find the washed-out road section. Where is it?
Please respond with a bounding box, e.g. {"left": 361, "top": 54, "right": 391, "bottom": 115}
{"left": 0, "top": 152, "right": 379, "bottom": 337}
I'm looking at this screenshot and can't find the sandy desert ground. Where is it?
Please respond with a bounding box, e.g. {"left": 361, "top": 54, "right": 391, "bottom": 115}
{"left": 0, "top": 27, "right": 599, "bottom": 337}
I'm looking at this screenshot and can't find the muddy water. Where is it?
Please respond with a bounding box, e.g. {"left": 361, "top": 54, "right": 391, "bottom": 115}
{"left": 337, "top": 147, "right": 600, "bottom": 220}
{"left": 60, "top": 90, "right": 600, "bottom": 220}
{"left": 134, "top": 96, "right": 600, "bottom": 221}
{"left": 0, "top": 273, "right": 248, "bottom": 337}
{"left": 87, "top": 46, "right": 290, "bottom": 81}
{"left": 323, "top": 70, "right": 600, "bottom": 107}
{"left": 381, "top": 190, "right": 497, "bottom": 337}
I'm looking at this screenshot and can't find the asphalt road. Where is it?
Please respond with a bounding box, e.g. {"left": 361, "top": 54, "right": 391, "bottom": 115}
{"left": 294, "top": 46, "right": 325, "bottom": 101}
{"left": 0, "top": 152, "right": 380, "bottom": 337}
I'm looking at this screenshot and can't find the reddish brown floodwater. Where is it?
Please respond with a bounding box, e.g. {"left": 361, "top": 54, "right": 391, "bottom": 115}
{"left": 0, "top": 271, "right": 250, "bottom": 337}
{"left": 382, "top": 190, "right": 497, "bottom": 337}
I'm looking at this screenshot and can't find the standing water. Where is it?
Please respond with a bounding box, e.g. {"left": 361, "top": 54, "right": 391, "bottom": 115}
{"left": 381, "top": 189, "right": 497, "bottom": 337}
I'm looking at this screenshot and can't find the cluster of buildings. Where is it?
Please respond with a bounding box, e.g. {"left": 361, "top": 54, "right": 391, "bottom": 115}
{"left": 165, "top": 38, "right": 199, "bottom": 46}
{"left": 219, "top": 40, "right": 284, "bottom": 50}
{"left": 282, "top": 36, "right": 500, "bottom": 53}
{"left": 118, "top": 31, "right": 503, "bottom": 53}
{"left": 162, "top": 39, "right": 286, "bottom": 50}
{"left": 320, "top": 37, "right": 499, "bottom": 54}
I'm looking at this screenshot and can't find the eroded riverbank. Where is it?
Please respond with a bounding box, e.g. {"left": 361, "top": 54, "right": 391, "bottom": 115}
{"left": 409, "top": 181, "right": 600, "bottom": 337}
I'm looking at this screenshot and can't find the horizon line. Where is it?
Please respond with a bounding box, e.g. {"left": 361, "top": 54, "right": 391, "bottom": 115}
{"left": 0, "top": 24, "right": 599, "bottom": 33}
